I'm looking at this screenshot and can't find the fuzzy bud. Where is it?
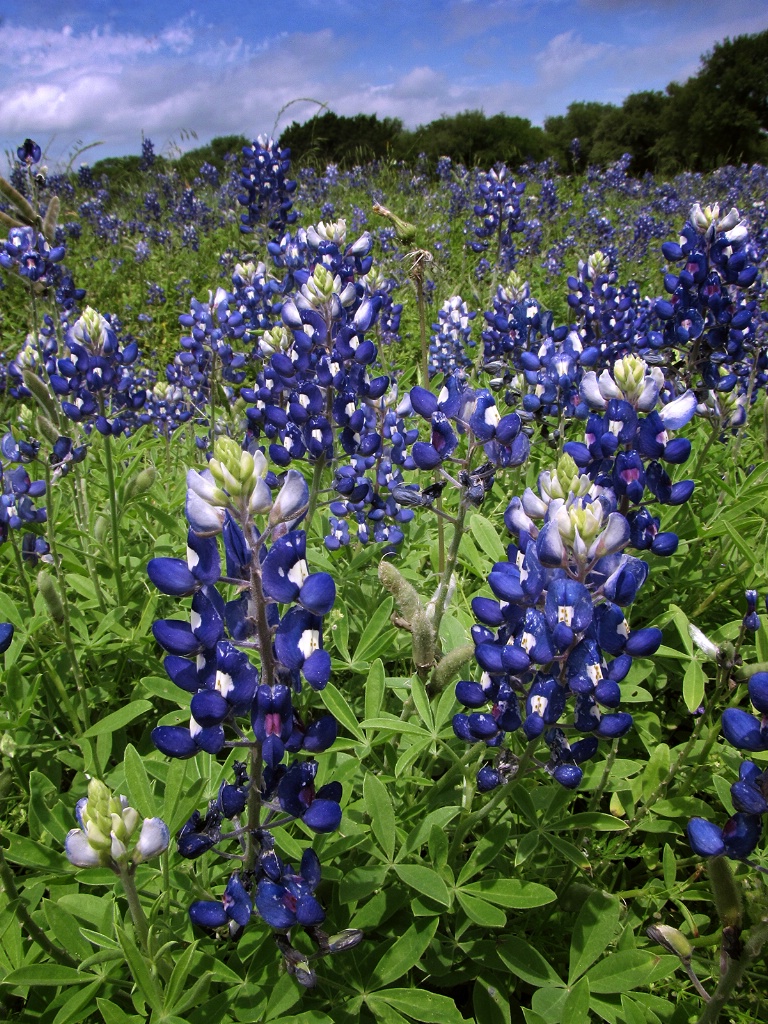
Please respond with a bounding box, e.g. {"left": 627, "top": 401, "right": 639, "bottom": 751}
{"left": 432, "top": 644, "right": 475, "bottom": 690}
{"left": 411, "top": 608, "right": 436, "bottom": 670}
{"left": 378, "top": 559, "right": 422, "bottom": 621}
{"left": 37, "top": 569, "right": 65, "bottom": 625}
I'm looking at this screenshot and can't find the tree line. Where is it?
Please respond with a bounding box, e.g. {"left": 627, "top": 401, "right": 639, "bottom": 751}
{"left": 278, "top": 30, "right": 768, "bottom": 175}
{"left": 87, "top": 28, "right": 766, "bottom": 184}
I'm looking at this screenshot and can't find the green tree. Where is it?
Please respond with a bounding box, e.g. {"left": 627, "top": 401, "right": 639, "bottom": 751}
{"left": 279, "top": 112, "right": 403, "bottom": 168}
{"left": 590, "top": 91, "right": 669, "bottom": 175}
{"left": 543, "top": 101, "right": 617, "bottom": 169}
{"left": 654, "top": 29, "right": 768, "bottom": 171}
{"left": 401, "top": 109, "right": 550, "bottom": 167}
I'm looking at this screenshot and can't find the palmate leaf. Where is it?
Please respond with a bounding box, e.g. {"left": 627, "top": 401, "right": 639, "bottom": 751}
{"left": 568, "top": 890, "right": 621, "bottom": 985}
{"left": 364, "top": 771, "right": 397, "bottom": 859}
{"left": 368, "top": 988, "right": 468, "bottom": 1024}
{"left": 393, "top": 864, "right": 451, "bottom": 906}
{"left": 369, "top": 917, "right": 439, "bottom": 988}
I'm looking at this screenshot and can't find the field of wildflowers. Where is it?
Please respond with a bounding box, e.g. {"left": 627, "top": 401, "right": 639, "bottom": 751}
{"left": 0, "top": 133, "right": 767, "bottom": 1024}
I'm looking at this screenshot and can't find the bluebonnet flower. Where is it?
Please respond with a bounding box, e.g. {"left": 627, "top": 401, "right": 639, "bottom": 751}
{"left": 148, "top": 436, "right": 346, "bottom": 970}
{"left": 454, "top": 452, "right": 662, "bottom": 791}
{"left": 429, "top": 296, "right": 476, "bottom": 377}
{"left": 563, "top": 354, "right": 696, "bottom": 533}
{"left": 238, "top": 135, "right": 297, "bottom": 234}
{"left": 17, "top": 138, "right": 42, "bottom": 165}
{"left": 469, "top": 164, "right": 526, "bottom": 271}
{"left": 656, "top": 203, "right": 761, "bottom": 409}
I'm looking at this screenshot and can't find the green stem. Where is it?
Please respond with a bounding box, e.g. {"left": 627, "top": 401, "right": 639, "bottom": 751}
{"left": 209, "top": 351, "right": 217, "bottom": 449}
{"left": 587, "top": 737, "right": 619, "bottom": 813}
{"left": 694, "top": 921, "right": 768, "bottom": 1024}
{"left": 243, "top": 740, "right": 263, "bottom": 872}
{"left": 431, "top": 496, "right": 469, "bottom": 636}
{"left": 67, "top": 475, "right": 107, "bottom": 614}
{"left": 117, "top": 865, "right": 150, "bottom": 953}
{"left": 9, "top": 531, "right": 35, "bottom": 617}
{"left": 0, "top": 844, "right": 78, "bottom": 966}
{"left": 100, "top": 429, "right": 125, "bottom": 606}
{"left": 43, "top": 462, "right": 91, "bottom": 732}
{"left": 305, "top": 455, "right": 326, "bottom": 538}
{"left": 415, "top": 274, "right": 429, "bottom": 387}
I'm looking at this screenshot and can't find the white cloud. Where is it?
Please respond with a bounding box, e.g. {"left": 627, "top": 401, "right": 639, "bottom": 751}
{"left": 1, "top": 6, "right": 767, "bottom": 165}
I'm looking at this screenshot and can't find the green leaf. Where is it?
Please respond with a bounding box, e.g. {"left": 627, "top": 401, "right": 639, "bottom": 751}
{"left": 497, "top": 938, "right": 562, "bottom": 988}
{"left": 398, "top": 807, "right": 460, "bottom": 860}
{"left": 522, "top": 1012, "right": 549, "bottom": 1024}
{"left": 640, "top": 743, "right": 670, "bottom": 801}
{"left": 469, "top": 513, "right": 507, "bottom": 564}
{"left": 461, "top": 878, "right": 556, "bottom": 909}
{"left": 662, "top": 843, "right": 677, "bottom": 890}
{"left": 370, "top": 917, "right": 439, "bottom": 987}
{"left": 584, "top": 950, "right": 655, "bottom": 994}
{"left": 455, "top": 891, "right": 507, "bottom": 928}
{"left": 122, "top": 743, "right": 155, "bottom": 818}
{"left": 52, "top": 980, "right": 103, "bottom": 1024}
{"left": 561, "top": 977, "right": 590, "bottom": 1024}
{"left": 683, "top": 659, "right": 706, "bottom": 714}
{"left": 568, "top": 891, "right": 621, "bottom": 985}
{"left": 354, "top": 596, "right": 394, "bottom": 662}
{"left": 2, "top": 965, "right": 92, "bottom": 986}
{"left": 408, "top": 674, "right": 433, "bottom": 730}
{"left": 556, "top": 812, "right": 628, "bottom": 831}
{"left": 362, "top": 716, "right": 430, "bottom": 738}
{"left": 365, "top": 659, "right": 386, "bottom": 720}
{"left": 457, "top": 822, "right": 511, "bottom": 885}
{"left": 364, "top": 772, "right": 396, "bottom": 860}
{"left": 332, "top": 608, "right": 350, "bottom": 661}
{"left": 619, "top": 995, "right": 648, "bottom": 1024}
{"left": 713, "top": 773, "right": 735, "bottom": 815}
{"left": 394, "top": 864, "right": 450, "bottom": 906}
{"left": 515, "top": 830, "right": 540, "bottom": 867}
{"left": 473, "top": 976, "right": 511, "bottom": 1024}
{"left": 530, "top": 986, "right": 569, "bottom": 1024}
{"left": 28, "top": 770, "right": 69, "bottom": 843}
{"left": 339, "top": 866, "right": 389, "bottom": 903}
{"left": 371, "top": 988, "right": 468, "bottom": 1023}
{"left": 82, "top": 700, "right": 153, "bottom": 738}
{"left": 544, "top": 833, "right": 590, "bottom": 870}
{"left": 163, "top": 940, "right": 199, "bottom": 1012}
{"left": 320, "top": 681, "right": 365, "bottom": 742}
{"left": 269, "top": 1014, "right": 335, "bottom": 1024}
{"left": 668, "top": 604, "right": 694, "bottom": 656}
{"left": 116, "top": 924, "right": 163, "bottom": 1012}
{"left": 2, "top": 835, "right": 66, "bottom": 871}
{"left": 43, "top": 900, "right": 92, "bottom": 962}
{"left": 367, "top": 1001, "right": 410, "bottom": 1024}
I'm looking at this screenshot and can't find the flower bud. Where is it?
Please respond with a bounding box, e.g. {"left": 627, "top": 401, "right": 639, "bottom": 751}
{"left": 411, "top": 608, "right": 436, "bottom": 670}
{"left": 646, "top": 925, "right": 693, "bottom": 961}
{"left": 269, "top": 470, "right": 308, "bottom": 526}
{"left": 133, "top": 817, "right": 171, "bottom": 863}
{"left": 372, "top": 202, "right": 418, "bottom": 244}
{"left": 37, "top": 569, "right": 65, "bottom": 625}
{"left": 378, "top": 558, "right": 422, "bottom": 621}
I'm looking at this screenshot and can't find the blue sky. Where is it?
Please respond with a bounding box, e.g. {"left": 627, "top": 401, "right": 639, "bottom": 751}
{"left": 3, "top": 0, "right": 767, "bottom": 167}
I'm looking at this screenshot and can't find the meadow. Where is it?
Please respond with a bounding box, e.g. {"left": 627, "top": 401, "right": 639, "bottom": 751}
{"left": 0, "top": 134, "right": 767, "bottom": 1024}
